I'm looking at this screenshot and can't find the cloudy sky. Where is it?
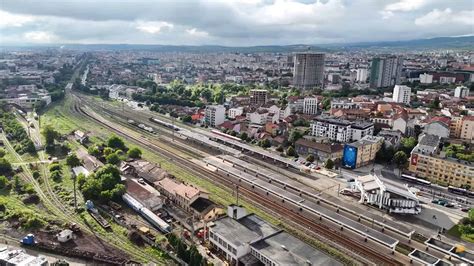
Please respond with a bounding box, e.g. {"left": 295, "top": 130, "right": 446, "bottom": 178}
{"left": 0, "top": 0, "right": 473, "bottom": 46}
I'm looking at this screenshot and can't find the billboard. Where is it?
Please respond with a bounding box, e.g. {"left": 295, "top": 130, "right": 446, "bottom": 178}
{"left": 343, "top": 144, "right": 357, "bottom": 169}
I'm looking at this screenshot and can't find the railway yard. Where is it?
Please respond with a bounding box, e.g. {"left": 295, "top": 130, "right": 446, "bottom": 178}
{"left": 1, "top": 88, "right": 472, "bottom": 266}
{"left": 61, "top": 91, "right": 472, "bottom": 265}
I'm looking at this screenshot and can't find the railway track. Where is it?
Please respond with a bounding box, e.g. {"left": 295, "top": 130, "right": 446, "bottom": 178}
{"left": 5, "top": 120, "right": 163, "bottom": 264}
{"left": 75, "top": 103, "right": 403, "bottom": 265}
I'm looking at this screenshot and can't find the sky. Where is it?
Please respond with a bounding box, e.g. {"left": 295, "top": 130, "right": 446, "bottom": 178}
{"left": 0, "top": 0, "right": 473, "bottom": 46}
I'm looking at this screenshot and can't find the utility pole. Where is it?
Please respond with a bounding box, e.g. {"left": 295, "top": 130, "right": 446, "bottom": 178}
{"left": 73, "top": 174, "right": 77, "bottom": 211}
{"left": 236, "top": 185, "right": 240, "bottom": 205}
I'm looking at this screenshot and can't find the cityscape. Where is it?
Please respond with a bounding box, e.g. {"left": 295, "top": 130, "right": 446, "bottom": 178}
{"left": 0, "top": 0, "right": 473, "bottom": 265}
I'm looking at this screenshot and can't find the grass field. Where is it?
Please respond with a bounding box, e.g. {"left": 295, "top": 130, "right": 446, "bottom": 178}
{"left": 448, "top": 224, "right": 474, "bottom": 243}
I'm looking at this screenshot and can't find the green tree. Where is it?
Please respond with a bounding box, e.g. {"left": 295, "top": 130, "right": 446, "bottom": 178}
{"left": 42, "top": 124, "right": 59, "bottom": 147}
{"left": 0, "top": 148, "right": 5, "bottom": 158}
{"left": 0, "top": 158, "right": 12, "bottom": 175}
{"left": 286, "top": 146, "right": 296, "bottom": 157}
{"left": 393, "top": 151, "right": 408, "bottom": 169}
{"left": 0, "top": 175, "right": 8, "bottom": 189}
{"left": 107, "top": 135, "right": 126, "bottom": 150}
{"left": 182, "top": 115, "right": 192, "bottom": 123}
{"left": 325, "top": 159, "right": 334, "bottom": 169}
{"left": 306, "top": 154, "right": 315, "bottom": 163}
{"left": 400, "top": 137, "right": 417, "bottom": 154}
{"left": 66, "top": 153, "right": 81, "bottom": 167}
{"left": 88, "top": 145, "right": 101, "bottom": 157}
{"left": 276, "top": 145, "right": 284, "bottom": 152}
{"left": 49, "top": 163, "right": 61, "bottom": 172}
{"left": 288, "top": 130, "right": 303, "bottom": 144}
{"left": 127, "top": 147, "right": 142, "bottom": 159}
{"left": 106, "top": 153, "right": 121, "bottom": 165}
{"left": 13, "top": 175, "right": 22, "bottom": 192}
{"left": 239, "top": 132, "right": 248, "bottom": 141}
{"left": 321, "top": 97, "right": 331, "bottom": 110}
{"left": 50, "top": 170, "right": 62, "bottom": 182}
{"left": 259, "top": 139, "right": 271, "bottom": 148}
{"left": 32, "top": 171, "right": 40, "bottom": 179}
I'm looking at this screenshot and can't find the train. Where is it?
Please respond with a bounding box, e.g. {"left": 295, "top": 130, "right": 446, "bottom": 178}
{"left": 210, "top": 129, "right": 241, "bottom": 142}
{"left": 128, "top": 119, "right": 154, "bottom": 133}
{"left": 122, "top": 193, "right": 171, "bottom": 233}
{"left": 448, "top": 186, "right": 474, "bottom": 198}
{"left": 149, "top": 117, "right": 181, "bottom": 131}
{"left": 401, "top": 174, "right": 432, "bottom": 186}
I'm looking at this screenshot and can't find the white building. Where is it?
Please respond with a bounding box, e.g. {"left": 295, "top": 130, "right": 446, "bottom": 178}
{"left": 419, "top": 73, "right": 433, "bottom": 84}
{"left": 311, "top": 116, "right": 374, "bottom": 142}
{"left": 303, "top": 97, "right": 318, "bottom": 115}
{"left": 454, "top": 86, "right": 470, "bottom": 99}
{"left": 356, "top": 68, "right": 368, "bottom": 82}
{"left": 228, "top": 107, "right": 244, "bottom": 119}
{"left": 247, "top": 109, "right": 268, "bottom": 125}
{"left": 354, "top": 174, "right": 421, "bottom": 214}
{"left": 209, "top": 205, "right": 339, "bottom": 265}
{"left": 392, "top": 85, "right": 411, "bottom": 105}
{"left": 205, "top": 105, "right": 226, "bottom": 127}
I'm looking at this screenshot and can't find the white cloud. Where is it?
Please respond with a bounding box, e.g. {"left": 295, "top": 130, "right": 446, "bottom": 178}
{"left": 233, "top": 0, "right": 345, "bottom": 26}
{"left": 0, "top": 10, "right": 36, "bottom": 27}
{"left": 186, "top": 28, "right": 209, "bottom": 37}
{"left": 136, "top": 21, "right": 174, "bottom": 34}
{"left": 380, "top": 10, "right": 394, "bottom": 19}
{"left": 415, "top": 8, "right": 474, "bottom": 26}
{"left": 23, "top": 31, "right": 57, "bottom": 43}
{"left": 385, "top": 0, "right": 426, "bottom": 12}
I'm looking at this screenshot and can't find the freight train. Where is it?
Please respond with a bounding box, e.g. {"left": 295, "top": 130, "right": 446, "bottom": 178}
{"left": 149, "top": 117, "right": 181, "bottom": 131}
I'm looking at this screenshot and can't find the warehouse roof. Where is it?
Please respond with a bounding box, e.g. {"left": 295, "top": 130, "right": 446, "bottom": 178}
{"left": 251, "top": 231, "right": 342, "bottom": 266}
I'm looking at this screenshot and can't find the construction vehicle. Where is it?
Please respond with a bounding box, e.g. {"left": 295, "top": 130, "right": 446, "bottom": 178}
{"left": 69, "top": 223, "right": 81, "bottom": 233}
{"left": 20, "top": 234, "right": 36, "bottom": 246}
{"left": 138, "top": 226, "right": 156, "bottom": 241}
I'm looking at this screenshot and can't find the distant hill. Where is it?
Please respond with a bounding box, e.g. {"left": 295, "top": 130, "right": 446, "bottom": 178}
{"left": 2, "top": 36, "right": 472, "bottom": 52}
{"left": 322, "top": 36, "right": 474, "bottom": 50}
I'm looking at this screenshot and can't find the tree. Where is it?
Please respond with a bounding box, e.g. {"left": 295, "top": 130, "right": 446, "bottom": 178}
{"left": 429, "top": 97, "right": 441, "bottom": 109}
{"left": 400, "top": 137, "right": 417, "bottom": 154}
{"left": 49, "top": 163, "right": 62, "bottom": 172}
{"left": 321, "top": 97, "right": 331, "bottom": 110}
{"left": 288, "top": 130, "right": 303, "bottom": 144}
{"left": 0, "top": 158, "right": 12, "bottom": 175}
{"left": 0, "top": 148, "right": 5, "bottom": 158}
{"left": 50, "top": 170, "right": 62, "bottom": 182}
{"left": 276, "top": 145, "right": 284, "bottom": 152}
{"left": 259, "top": 139, "right": 271, "bottom": 148}
{"left": 66, "top": 154, "right": 81, "bottom": 167}
{"left": 182, "top": 115, "right": 192, "bottom": 123}
{"left": 306, "top": 154, "right": 315, "bottom": 163}
{"left": 107, "top": 135, "right": 126, "bottom": 150}
{"left": 127, "top": 147, "right": 142, "bottom": 159}
{"left": 375, "top": 143, "right": 395, "bottom": 163}
{"left": 239, "top": 132, "right": 248, "bottom": 141}
{"left": 286, "top": 146, "right": 296, "bottom": 157}
{"left": 325, "top": 159, "right": 334, "bottom": 169}
{"left": 393, "top": 151, "right": 408, "bottom": 169}
{"left": 80, "top": 164, "right": 125, "bottom": 202}
{"left": 88, "top": 145, "right": 101, "bottom": 157}
{"left": 106, "top": 153, "right": 121, "bottom": 165}
{"left": 32, "top": 171, "right": 40, "bottom": 179}
{"left": 13, "top": 175, "right": 22, "bottom": 192}
{"left": 0, "top": 175, "right": 8, "bottom": 189}
{"left": 42, "top": 125, "right": 59, "bottom": 147}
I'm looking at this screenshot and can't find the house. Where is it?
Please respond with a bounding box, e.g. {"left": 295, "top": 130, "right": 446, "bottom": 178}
{"left": 125, "top": 178, "right": 163, "bottom": 211}
{"left": 73, "top": 130, "right": 89, "bottom": 144}
{"left": 121, "top": 160, "right": 169, "bottom": 183}
{"left": 155, "top": 177, "right": 208, "bottom": 212}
